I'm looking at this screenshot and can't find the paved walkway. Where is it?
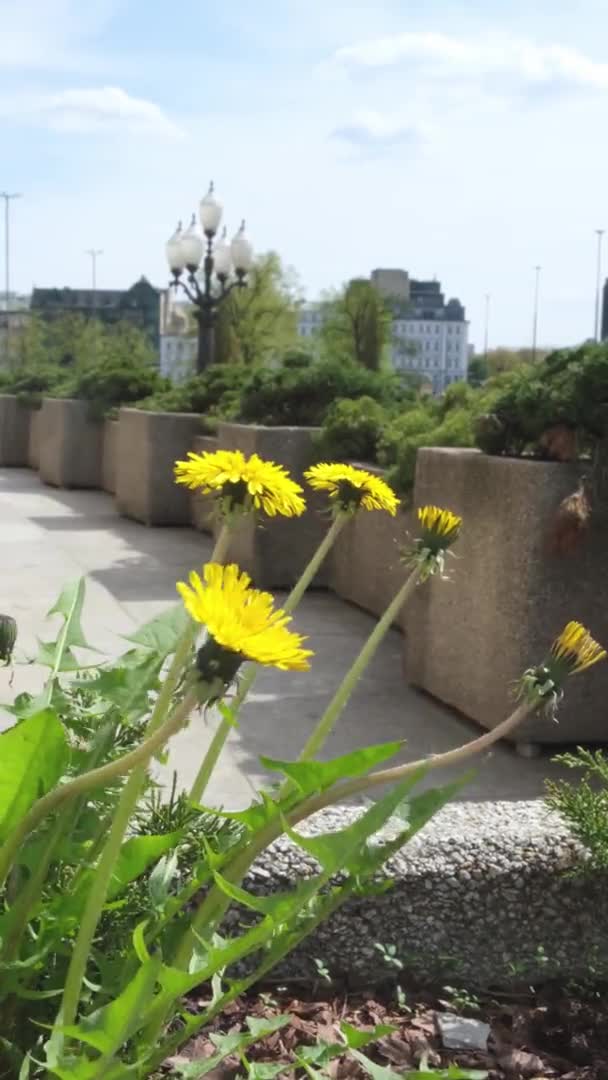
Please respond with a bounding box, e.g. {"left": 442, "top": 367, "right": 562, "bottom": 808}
{"left": 0, "top": 468, "right": 567, "bottom": 807}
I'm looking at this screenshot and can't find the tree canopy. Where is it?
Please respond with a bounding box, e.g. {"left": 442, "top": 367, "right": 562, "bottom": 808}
{"left": 213, "top": 252, "right": 300, "bottom": 365}
{"left": 320, "top": 279, "right": 391, "bottom": 371}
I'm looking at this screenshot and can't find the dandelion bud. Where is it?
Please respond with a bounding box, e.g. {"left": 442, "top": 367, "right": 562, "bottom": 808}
{"left": 0, "top": 615, "right": 17, "bottom": 666}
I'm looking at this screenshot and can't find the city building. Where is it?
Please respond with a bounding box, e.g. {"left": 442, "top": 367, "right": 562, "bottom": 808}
{"left": 372, "top": 268, "right": 469, "bottom": 393}
{"left": 159, "top": 291, "right": 197, "bottom": 382}
{"left": 296, "top": 301, "right": 327, "bottom": 339}
{"left": 297, "top": 270, "right": 469, "bottom": 393}
{"left": 31, "top": 277, "right": 161, "bottom": 352}
{"left": 0, "top": 293, "right": 31, "bottom": 366}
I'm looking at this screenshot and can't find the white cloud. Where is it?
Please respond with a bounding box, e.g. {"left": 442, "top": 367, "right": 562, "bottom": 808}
{"left": 4, "top": 86, "right": 183, "bottom": 138}
{"left": 333, "top": 31, "right": 608, "bottom": 98}
{"left": 332, "top": 108, "right": 425, "bottom": 152}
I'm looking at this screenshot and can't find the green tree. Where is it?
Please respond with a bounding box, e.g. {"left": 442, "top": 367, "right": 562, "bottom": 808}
{"left": 467, "top": 355, "right": 489, "bottom": 386}
{"left": 320, "top": 279, "right": 391, "bottom": 371}
{"left": 213, "top": 252, "right": 300, "bottom": 365}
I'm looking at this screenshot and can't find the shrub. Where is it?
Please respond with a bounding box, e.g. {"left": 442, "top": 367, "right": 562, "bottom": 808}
{"left": 135, "top": 364, "right": 250, "bottom": 417}
{"left": 0, "top": 366, "right": 67, "bottom": 409}
{"left": 238, "top": 358, "right": 408, "bottom": 427}
{"left": 315, "top": 396, "right": 389, "bottom": 463}
{"left": 473, "top": 345, "right": 608, "bottom": 457}
{"left": 64, "top": 363, "right": 167, "bottom": 420}
{"left": 379, "top": 404, "right": 474, "bottom": 497}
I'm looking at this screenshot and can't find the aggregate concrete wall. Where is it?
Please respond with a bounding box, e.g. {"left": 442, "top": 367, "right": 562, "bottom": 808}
{"left": 0, "top": 395, "right": 32, "bottom": 466}
{"left": 39, "top": 398, "right": 103, "bottom": 488}
{"left": 101, "top": 419, "right": 118, "bottom": 495}
{"left": 115, "top": 408, "right": 201, "bottom": 525}
{"left": 236, "top": 802, "right": 603, "bottom": 988}
{"left": 405, "top": 448, "right": 608, "bottom": 744}
{"left": 27, "top": 409, "right": 41, "bottom": 469}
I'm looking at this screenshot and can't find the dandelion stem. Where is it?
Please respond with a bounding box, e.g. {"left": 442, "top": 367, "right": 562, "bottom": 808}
{"left": 188, "top": 514, "right": 348, "bottom": 804}
{"left": 295, "top": 567, "right": 420, "bottom": 766}
{"left": 59, "top": 689, "right": 200, "bottom": 1030}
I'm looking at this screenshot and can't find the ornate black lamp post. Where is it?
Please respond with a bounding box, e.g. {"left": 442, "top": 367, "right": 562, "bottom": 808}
{"left": 165, "top": 183, "right": 254, "bottom": 373}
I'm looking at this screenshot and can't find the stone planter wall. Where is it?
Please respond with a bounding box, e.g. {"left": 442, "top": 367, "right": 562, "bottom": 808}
{"left": 0, "top": 395, "right": 32, "bottom": 466}
{"left": 242, "top": 802, "right": 603, "bottom": 987}
{"left": 27, "top": 409, "right": 41, "bottom": 469}
{"left": 101, "top": 419, "right": 119, "bottom": 495}
{"left": 215, "top": 422, "right": 328, "bottom": 589}
{"left": 190, "top": 435, "right": 219, "bottom": 535}
{"left": 115, "top": 408, "right": 202, "bottom": 525}
{"left": 330, "top": 463, "right": 413, "bottom": 629}
{"left": 39, "top": 398, "right": 103, "bottom": 488}
{"left": 405, "top": 447, "right": 608, "bottom": 744}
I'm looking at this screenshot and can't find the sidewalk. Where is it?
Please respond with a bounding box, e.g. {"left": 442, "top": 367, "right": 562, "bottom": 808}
{"left": 0, "top": 468, "right": 566, "bottom": 808}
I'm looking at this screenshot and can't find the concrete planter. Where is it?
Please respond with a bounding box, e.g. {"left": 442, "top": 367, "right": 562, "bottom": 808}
{"left": 39, "top": 398, "right": 103, "bottom": 488}
{"left": 216, "top": 422, "right": 328, "bottom": 588}
{"left": 330, "top": 463, "right": 413, "bottom": 628}
{"left": 115, "top": 408, "right": 202, "bottom": 525}
{"left": 405, "top": 447, "right": 608, "bottom": 744}
{"left": 190, "top": 435, "right": 219, "bottom": 535}
{"left": 27, "top": 409, "right": 41, "bottom": 469}
{"left": 101, "top": 419, "right": 119, "bottom": 495}
{"left": 0, "top": 394, "right": 32, "bottom": 466}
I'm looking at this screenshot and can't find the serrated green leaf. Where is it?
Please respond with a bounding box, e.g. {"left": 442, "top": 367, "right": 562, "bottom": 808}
{"left": 126, "top": 603, "right": 190, "bottom": 655}
{"left": 261, "top": 742, "right": 404, "bottom": 796}
{"left": 394, "top": 774, "right": 473, "bottom": 833}
{"left": 285, "top": 776, "right": 426, "bottom": 876}
{"left": 48, "top": 579, "right": 89, "bottom": 649}
{"left": 245, "top": 1014, "right": 291, "bottom": 1039}
{"left": 340, "top": 1022, "right": 396, "bottom": 1049}
{"left": 0, "top": 710, "right": 68, "bottom": 844}
{"left": 108, "top": 831, "right": 183, "bottom": 900}
{"left": 175, "top": 1017, "right": 290, "bottom": 1079}
{"left": 350, "top": 1049, "right": 403, "bottom": 1080}
{"left": 210, "top": 870, "right": 321, "bottom": 919}
{"left": 78, "top": 654, "right": 163, "bottom": 720}
{"left": 148, "top": 850, "right": 179, "bottom": 911}
{"left": 213, "top": 791, "right": 281, "bottom": 833}
{"left": 47, "top": 1057, "right": 133, "bottom": 1080}
{"left": 60, "top": 955, "right": 161, "bottom": 1056}
{"left": 245, "top": 1063, "right": 285, "bottom": 1080}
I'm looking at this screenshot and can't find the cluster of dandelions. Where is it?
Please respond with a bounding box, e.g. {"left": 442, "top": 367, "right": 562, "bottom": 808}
{"left": 173, "top": 447, "right": 605, "bottom": 716}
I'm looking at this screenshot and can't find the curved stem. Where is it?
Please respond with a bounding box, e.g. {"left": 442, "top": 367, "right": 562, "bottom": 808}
{"left": 296, "top": 567, "right": 420, "bottom": 766}
{"left": 59, "top": 523, "right": 231, "bottom": 1027}
{"left": 178, "top": 699, "right": 534, "bottom": 974}
{"left": 60, "top": 689, "right": 200, "bottom": 1029}
{"left": 0, "top": 682, "right": 198, "bottom": 891}
{"left": 188, "top": 514, "right": 348, "bottom": 804}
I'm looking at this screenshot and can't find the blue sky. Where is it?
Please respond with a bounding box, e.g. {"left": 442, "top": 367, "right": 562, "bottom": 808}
{"left": 3, "top": 0, "right": 608, "bottom": 348}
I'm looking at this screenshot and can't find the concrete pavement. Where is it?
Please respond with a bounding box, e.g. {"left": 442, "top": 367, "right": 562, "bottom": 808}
{"left": 0, "top": 468, "right": 567, "bottom": 808}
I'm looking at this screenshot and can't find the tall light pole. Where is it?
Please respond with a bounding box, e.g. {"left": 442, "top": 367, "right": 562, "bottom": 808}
{"left": 594, "top": 228, "right": 605, "bottom": 342}
{"left": 532, "top": 265, "right": 541, "bottom": 363}
{"left": 1, "top": 192, "right": 22, "bottom": 364}
{"left": 85, "top": 248, "right": 103, "bottom": 312}
{"left": 166, "top": 182, "right": 254, "bottom": 372}
{"left": 483, "top": 292, "right": 490, "bottom": 365}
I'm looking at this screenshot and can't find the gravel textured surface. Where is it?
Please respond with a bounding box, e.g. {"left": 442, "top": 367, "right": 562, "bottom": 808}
{"left": 229, "top": 800, "right": 608, "bottom": 988}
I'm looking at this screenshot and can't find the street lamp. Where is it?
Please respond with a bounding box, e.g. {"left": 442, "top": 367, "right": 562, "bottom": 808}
{"left": 165, "top": 182, "right": 254, "bottom": 372}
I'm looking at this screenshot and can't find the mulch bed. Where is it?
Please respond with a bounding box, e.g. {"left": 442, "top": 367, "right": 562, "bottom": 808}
{"left": 164, "top": 982, "right": 608, "bottom": 1079}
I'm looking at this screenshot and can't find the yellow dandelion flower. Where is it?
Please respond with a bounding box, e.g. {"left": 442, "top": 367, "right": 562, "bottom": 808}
{"left": 417, "top": 505, "right": 462, "bottom": 551}
{"left": 174, "top": 449, "right": 306, "bottom": 518}
{"left": 304, "top": 462, "right": 399, "bottom": 516}
{"left": 550, "top": 621, "right": 606, "bottom": 676}
{"left": 177, "top": 563, "right": 313, "bottom": 676}
{"left": 519, "top": 621, "right": 605, "bottom": 714}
